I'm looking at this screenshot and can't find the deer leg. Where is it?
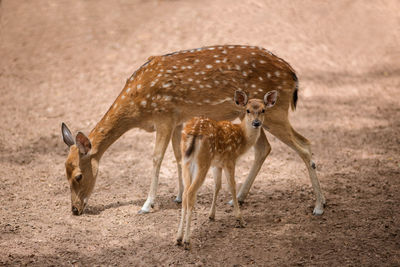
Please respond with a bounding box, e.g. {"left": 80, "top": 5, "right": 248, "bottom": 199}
{"left": 269, "top": 121, "right": 325, "bottom": 215}
{"left": 209, "top": 167, "right": 222, "bottom": 221}
{"left": 171, "top": 125, "right": 183, "bottom": 203}
{"left": 224, "top": 163, "right": 245, "bottom": 227}
{"left": 139, "top": 122, "right": 174, "bottom": 214}
{"left": 233, "top": 129, "right": 271, "bottom": 204}
{"left": 183, "top": 159, "right": 210, "bottom": 250}
{"left": 177, "top": 162, "right": 190, "bottom": 245}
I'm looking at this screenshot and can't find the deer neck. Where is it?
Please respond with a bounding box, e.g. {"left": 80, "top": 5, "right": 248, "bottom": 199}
{"left": 88, "top": 107, "right": 140, "bottom": 161}
{"left": 240, "top": 118, "right": 261, "bottom": 150}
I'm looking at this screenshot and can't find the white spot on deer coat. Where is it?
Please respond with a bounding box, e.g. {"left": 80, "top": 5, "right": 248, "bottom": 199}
{"left": 140, "top": 100, "right": 147, "bottom": 107}
{"left": 163, "top": 82, "right": 172, "bottom": 88}
{"left": 206, "top": 64, "right": 213, "bottom": 69}
{"left": 164, "top": 95, "right": 172, "bottom": 101}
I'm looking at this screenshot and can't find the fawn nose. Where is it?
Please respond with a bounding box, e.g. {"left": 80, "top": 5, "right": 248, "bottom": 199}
{"left": 252, "top": 120, "right": 261, "bottom": 128}
{"left": 71, "top": 206, "right": 79, "bottom": 215}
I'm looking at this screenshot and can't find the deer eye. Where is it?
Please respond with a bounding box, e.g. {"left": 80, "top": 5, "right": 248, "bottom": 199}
{"left": 246, "top": 109, "right": 250, "bottom": 113}
{"left": 261, "top": 109, "right": 265, "bottom": 113}
{"left": 75, "top": 174, "right": 83, "bottom": 182}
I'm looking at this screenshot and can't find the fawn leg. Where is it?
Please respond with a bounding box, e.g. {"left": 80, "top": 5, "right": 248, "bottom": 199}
{"left": 224, "top": 162, "right": 245, "bottom": 227}
{"left": 209, "top": 167, "right": 222, "bottom": 220}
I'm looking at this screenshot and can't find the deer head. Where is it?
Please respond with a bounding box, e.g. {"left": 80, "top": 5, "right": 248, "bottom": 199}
{"left": 61, "top": 123, "right": 99, "bottom": 215}
{"left": 234, "top": 90, "right": 278, "bottom": 129}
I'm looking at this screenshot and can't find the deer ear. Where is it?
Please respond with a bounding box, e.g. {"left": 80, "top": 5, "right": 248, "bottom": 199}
{"left": 62, "top": 123, "right": 75, "bottom": 147}
{"left": 264, "top": 90, "right": 278, "bottom": 108}
{"left": 234, "top": 90, "right": 248, "bottom": 106}
{"left": 75, "top": 132, "right": 92, "bottom": 155}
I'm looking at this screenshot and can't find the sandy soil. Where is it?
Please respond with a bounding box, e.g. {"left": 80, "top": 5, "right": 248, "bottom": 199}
{"left": 1, "top": 0, "right": 399, "bottom": 266}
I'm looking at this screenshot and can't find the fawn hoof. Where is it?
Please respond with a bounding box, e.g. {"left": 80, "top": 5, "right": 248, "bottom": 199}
{"left": 235, "top": 219, "right": 246, "bottom": 228}
{"left": 183, "top": 241, "right": 191, "bottom": 250}
{"left": 208, "top": 215, "right": 215, "bottom": 221}
{"left": 176, "top": 238, "right": 183, "bottom": 246}
{"left": 173, "top": 196, "right": 182, "bottom": 203}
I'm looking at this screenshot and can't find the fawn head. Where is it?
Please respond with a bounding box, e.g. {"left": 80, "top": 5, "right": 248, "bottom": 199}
{"left": 61, "top": 123, "right": 98, "bottom": 215}
{"left": 234, "top": 89, "right": 278, "bottom": 128}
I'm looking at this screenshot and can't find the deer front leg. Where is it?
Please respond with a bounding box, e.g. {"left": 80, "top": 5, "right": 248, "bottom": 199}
{"left": 224, "top": 163, "right": 245, "bottom": 228}
{"left": 139, "top": 122, "right": 174, "bottom": 214}
{"left": 209, "top": 167, "right": 222, "bottom": 221}
{"left": 171, "top": 125, "right": 183, "bottom": 203}
{"left": 229, "top": 129, "right": 271, "bottom": 205}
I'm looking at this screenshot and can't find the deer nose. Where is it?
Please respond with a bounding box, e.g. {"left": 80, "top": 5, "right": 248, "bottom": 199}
{"left": 252, "top": 120, "right": 261, "bottom": 128}
{"left": 71, "top": 206, "right": 79, "bottom": 215}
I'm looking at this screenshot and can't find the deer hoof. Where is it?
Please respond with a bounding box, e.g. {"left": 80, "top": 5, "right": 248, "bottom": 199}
{"left": 312, "top": 207, "right": 324, "bottom": 216}
{"left": 227, "top": 199, "right": 244, "bottom": 206}
{"left": 235, "top": 219, "right": 246, "bottom": 228}
{"left": 173, "top": 196, "right": 182, "bottom": 203}
{"left": 176, "top": 238, "right": 183, "bottom": 246}
{"left": 183, "top": 241, "right": 191, "bottom": 250}
{"left": 137, "top": 208, "right": 150, "bottom": 214}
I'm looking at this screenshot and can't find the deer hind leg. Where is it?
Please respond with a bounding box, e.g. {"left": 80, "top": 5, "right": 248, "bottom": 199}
{"left": 268, "top": 120, "right": 325, "bottom": 215}
{"left": 183, "top": 157, "right": 211, "bottom": 250}
{"left": 171, "top": 125, "right": 183, "bottom": 203}
{"left": 236, "top": 129, "right": 271, "bottom": 204}
{"left": 177, "top": 161, "right": 191, "bottom": 245}
{"left": 224, "top": 162, "right": 245, "bottom": 227}
{"left": 139, "top": 122, "right": 174, "bottom": 214}
{"left": 209, "top": 167, "right": 222, "bottom": 221}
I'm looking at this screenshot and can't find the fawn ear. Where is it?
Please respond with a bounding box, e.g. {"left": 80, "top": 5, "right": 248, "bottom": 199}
{"left": 234, "top": 90, "right": 248, "bottom": 106}
{"left": 62, "top": 123, "right": 75, "bottom": 147}
{"left": 75, "top": 132, "right": 92, "bottom": 155}
{"left": 264, "top": 90, "right": 278, "bottom": 108}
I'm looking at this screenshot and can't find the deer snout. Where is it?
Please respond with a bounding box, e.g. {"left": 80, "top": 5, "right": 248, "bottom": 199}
{"left": 252, "top": 119, "right": 262, "bottom": 128}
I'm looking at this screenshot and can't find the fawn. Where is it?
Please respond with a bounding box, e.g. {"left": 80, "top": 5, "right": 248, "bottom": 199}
{"left": 61, "top": 45, "right": 325, "bottom": 216}
{"left": 176, "top": 90, "right": 278, "bottom": 249}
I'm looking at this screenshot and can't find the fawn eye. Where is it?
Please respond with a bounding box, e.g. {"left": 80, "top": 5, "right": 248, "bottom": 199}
{"left": 75, "top": 174, "right": 83, "bottom": 182}
{"left": 261, "top": 109, "right": 265, "bottom": 113}
{"left": 246, "top": 109, "right": 250, "bottom": 113}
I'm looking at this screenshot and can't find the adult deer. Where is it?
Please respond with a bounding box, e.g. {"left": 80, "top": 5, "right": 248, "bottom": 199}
{"left": 61, "top": 45, "right": 325, "bottom": 216}
{"left": 177, "top": 90, "right": 278, "bottom": 249}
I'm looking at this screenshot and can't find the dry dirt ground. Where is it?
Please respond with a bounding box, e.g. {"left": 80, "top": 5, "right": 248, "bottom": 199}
{"left": 1, "top": 0, "right": 399, "bottom": 266}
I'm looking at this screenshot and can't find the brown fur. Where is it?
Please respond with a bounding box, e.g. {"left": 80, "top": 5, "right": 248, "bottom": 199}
{"left": 61, "top": 45, "right": 325, "bottom": 216}
{"left": 177, "top": 96, "right": 271, "bottom": 249}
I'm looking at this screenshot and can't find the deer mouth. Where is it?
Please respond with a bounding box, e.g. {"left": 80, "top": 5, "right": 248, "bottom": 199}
{"left": 71, "top": 202, "right": 87, "bottom": 216}
{"left": 252, "top": 120, "right": 261, "bottom": 128}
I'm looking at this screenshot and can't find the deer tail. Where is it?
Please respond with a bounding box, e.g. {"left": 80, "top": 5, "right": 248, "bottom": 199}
{"left": 184, "top": 135, "right": 197, "bottom": 159}
{"left": 291, "top": 72, "right": 299, "bottom": 111}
